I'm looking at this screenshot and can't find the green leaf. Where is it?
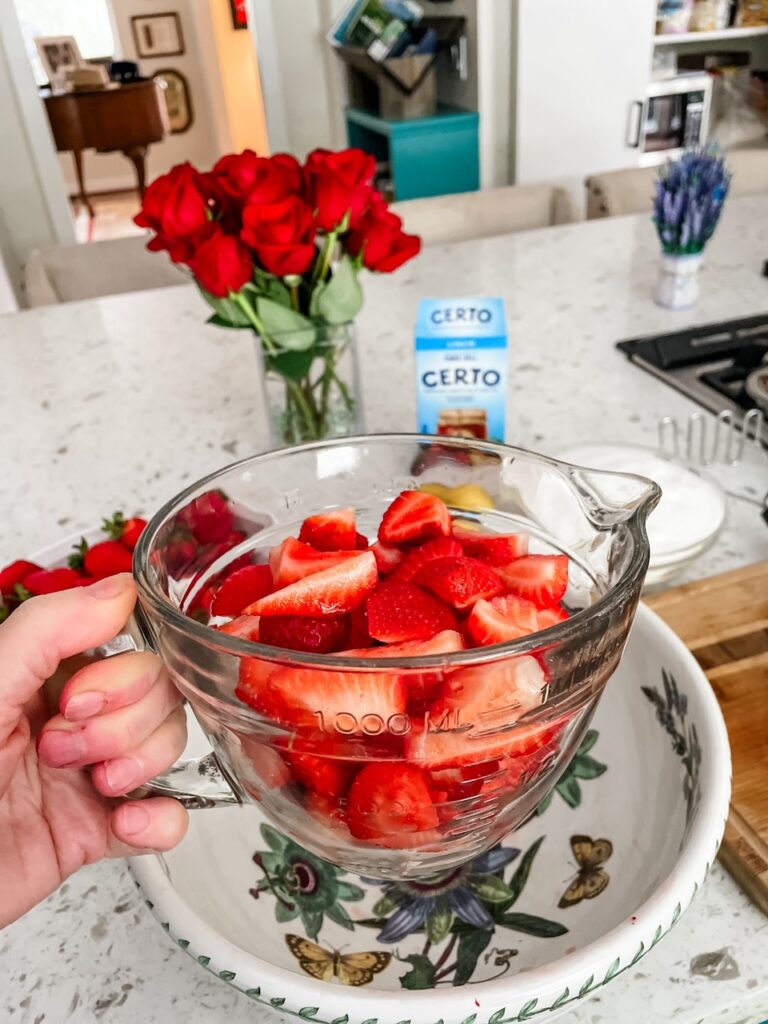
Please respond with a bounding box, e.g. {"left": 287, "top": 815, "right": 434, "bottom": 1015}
{"left": 470, "top": 875, "right": 514, "bottom": 904}
{"left": 604, "top": 957, "right": 621, "bottom": 982}
{"left": 671, "top": 901, "right": 682, "bottom": 925}
{"left": 535, "top": 791, "right": 553, "bottom": 816}
{"left": 316, "top": 255, "right": 364, "bottom": 325}
{"left": 652, "top": 924, "right": 663, "bottom": 945}
{"left": 630, "top": 942, "right": 646, "bottom": 966}
{"left": 361, "top": 1019, "right": 378, "bottom": 1024}
{"left": 325, "top": 902, "right": 354, "bottom": 931}
{"left": 274, "top": 900, "right": 300, "bottom": 924}
{"left": 201, "top": 287, "right": 252, "bottom": 327}
{"left": 309, "top": 281, "right": 326, "bottom": 318}
{"left": 399, "top": 953, "right": 436, "bottom": 990}
{"left": 265, "top": 348, "right": 315, "bottom": 383}
{"left": 498, "top": 836, "right": 544, "bottom": 913}
{"left": 373, "top": 893, "right": 401, "bottom": 917}
{"left": 299, "top": 1008, "right": 319, "bottom": 1020}
{"left": 260, "top": 823, "right": 288, "bottom": 853}
{"left": 556, "top": 775, "right": 582, "bottom": 808}
{"left": 578, "top": 975, "right": 594, "bottom": 997}
{"left": 550, "top": 988, "right": 570, "bottom": 1010}
{"left": 426, "top": 906, "right": 454, "bottom": 945}
{"left": 257, "top": 297, "right": 315, "bottom": 351}
{"left": 497, "top": 913, "right": 568, "bottom": 938}
{"left": 177, "top": 939, "right": 189, "bottom": 950}
{"left": 207, "top": 313, "right": 250, "bottom": 330}
{"left": 301, "top": 908, "right": 323, "bottom": 939}
{"left": 245, "top": 988, "right": 262, "bottom": 999}
{"left": 571, "top": 756, "right": 607, "bottom": 781}
{"left": 331, "top": 1016, "right": 349, "bottom": 1024}
{"left": 335, "top": 881, "right": 365, "bottom": 902}
{"left": 460, "top": 1016, "right": 477, "bottom": 1024}
{"left": 197, "top": 955, "right": 210, "bottom": 966}
{"left": 488, "top": 1010, "right": 507, "bottom": 1024}
{"left": 577, "top": 729, "right": 599, "bottom": 755}
{"left": 270, "top": 997, "right": 285, "bottom": 1008}
{"left": 248, "top": 274, "right": 290, "bottom": 305}
{"left": 518, "top": 999, "right": 539, "bottom": 1020}
{"left": 218, "top": 970, "right": 236, "bottom": 981}
{"left": 453, "top": 929, "right": 491, "bottom": 987}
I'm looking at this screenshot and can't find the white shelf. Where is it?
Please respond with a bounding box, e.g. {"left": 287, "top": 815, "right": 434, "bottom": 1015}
{"left": 654, "top": 25, "right": 768, "bottom": 44}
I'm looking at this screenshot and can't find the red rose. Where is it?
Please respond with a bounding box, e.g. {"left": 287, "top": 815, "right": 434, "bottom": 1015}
{"left": 212, "top": 150, "right": 303, "bottom": 203}
{"left": 135, "top": 163, "right": 211, "bottom": 261}
{"left": 241, "top": 196, "right": 317, "bottom": 277}
{"left": 347, "top": 196, "right": 421, "bottom": 273}
{"left": 188, "top": 226, "right": 252, "bottom": 296}
{"left": 305, "top": 148, "right": 376, "bottom": 231}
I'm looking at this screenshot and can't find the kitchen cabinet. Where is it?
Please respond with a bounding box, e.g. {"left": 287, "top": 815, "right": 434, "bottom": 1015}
{"left": 510, "top": 0, "right": 657, "bottom": 195}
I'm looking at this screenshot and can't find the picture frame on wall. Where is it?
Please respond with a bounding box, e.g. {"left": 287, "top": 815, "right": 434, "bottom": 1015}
{"left": 35, "top": 35, "right": 83, "bottom": 86}
{"left": 131, "top": 13, "right": 185, "bottom": 59}
{"left": 153, "top": 68, "right": 193, "bottom": 133}
{"left": 229, "top": 0, "right": 249, "bottom": 30}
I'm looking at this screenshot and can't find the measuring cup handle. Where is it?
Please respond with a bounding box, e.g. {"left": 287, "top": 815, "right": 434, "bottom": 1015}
{"left": 97, "top": 610, "right": 244, "bottom": 810}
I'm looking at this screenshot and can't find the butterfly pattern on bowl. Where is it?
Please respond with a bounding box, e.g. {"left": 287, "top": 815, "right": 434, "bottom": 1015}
{"left": 250, "top": 729, "right": 609, "bottom": 991}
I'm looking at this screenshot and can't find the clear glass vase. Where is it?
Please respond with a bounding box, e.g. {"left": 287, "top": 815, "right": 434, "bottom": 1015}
{"left": 256, "top": 322, "right": 363, "bottom": 447}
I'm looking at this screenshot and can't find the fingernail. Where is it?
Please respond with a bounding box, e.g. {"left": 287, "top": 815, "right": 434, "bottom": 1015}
{"left": 104, "top": 756, "right": 141, "bottom": 794}
{"left": 118, "top": 803, "right": 150, "bottom": 837}
{"left": 87, "top": 574, "right": 132, "bottom": 600}
{"left": 64, "top": 691, "right": 106, "bottom": 722}
{"left": 37, "top": 728, "right": 87, "bottom": 768}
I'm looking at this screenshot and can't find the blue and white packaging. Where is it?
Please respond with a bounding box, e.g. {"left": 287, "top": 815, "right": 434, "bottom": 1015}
{"left": 415, "top": 297, "right": 508, "bottom": 441}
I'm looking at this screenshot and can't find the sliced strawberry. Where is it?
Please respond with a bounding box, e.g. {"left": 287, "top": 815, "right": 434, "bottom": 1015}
{"left": 366, "top": 582, "right": 457, "bottom": 644}
{"left": 23, "top": 567, "right": 84, "bottom": 596}
{"left": 239, "top": 737, "right": 293, "bottom": 792}
{"left": 259, "top": 613, "right": 351, "bottom": 654}
{"left": 497, "top": 554, "right": 569, "bottom": 609}
{"left": 347, "top": 763, "right": 439, "bottom": 845}
{"left": 287, "top": 753, "right": 356, "bottom": 798}
{"left": 378, "top": 490, "right": 451, "bottom": 546}
{"left": 347, "top": 604, "right": 374, "bottom": 647}
{"left": 537, "top": 604, "right": 570, "bottom": 629}
{"left": 354, "top": 531, "right": 369, "bottom": 550}
{"left": 257, "top": 663, "right": 407, "bottom": 731}
{"left": 405, "top": 656, "right": 546, "bottom": 768}
{"left": 429, "top": 760, "right": 497, "bottom": 800}
{"left": 466, "top": 595, "right": 539, "bottom": 647}
{"left": 164, "top": 530, "right": 198, "bottom": 577}
{"left": 0, "top": 560, "right": 42, "bottom": 597}
{"left": 211, "top": 564, "right": 274, "bottom": 617}
{"left": 415, "top": 556, "right": 504, "bottom": 612}
{"left": 188, "top": 582, "right": 217, "bottom": 621}
{"left": 304, "top": 791, "right": 351, "bottom": 835}
{"left": 391, "top": 536, "right": 463, "bottom": 584}
{"left": 299, "top": 507, "right": 357, "bottom": 551}
{"left": 249, "top": 551, "right": 377, "bottom": 617}
{"left": 370, "top": 540, "right": 405, "bottom": 576}
{"left": 340, "top": 629, "right": 464, "bottom": 660}
{"left": 177, "top": 489, "right": 234, "bottom": 544}
{"left": 218, "top": 614, "right": 260, "bottom": 639}
{"left": 269, "top": 537, "right": 361, "bottom": 588}
{"left": 453, "top": 526, "right": 530, "bottom": 567}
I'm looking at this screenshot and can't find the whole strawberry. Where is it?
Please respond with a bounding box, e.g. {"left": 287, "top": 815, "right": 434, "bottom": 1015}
{"left": 70, "top": 538, "right": 133, "bottom": 579}
{"left": 103, "top": 511, "right": 148, "bottom": 551}
{"left": 177, "top": 490, "right": 234, "bottom": 544}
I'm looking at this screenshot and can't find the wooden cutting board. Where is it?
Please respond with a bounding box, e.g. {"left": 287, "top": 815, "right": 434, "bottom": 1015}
{"left": 646, "top": 561, "right": 768, "bottom": 915}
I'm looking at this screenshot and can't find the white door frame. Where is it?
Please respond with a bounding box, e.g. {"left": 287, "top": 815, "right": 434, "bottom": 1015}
{"left": 245, "top": 0, "right": 290, "bottom": 153}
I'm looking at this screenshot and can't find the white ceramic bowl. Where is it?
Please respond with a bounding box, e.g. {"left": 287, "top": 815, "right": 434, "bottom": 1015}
{"left": 127, "top": 603, "right": 731, "bottom": 1024}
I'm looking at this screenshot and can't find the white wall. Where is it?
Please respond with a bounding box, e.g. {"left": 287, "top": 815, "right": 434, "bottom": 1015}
{"left": 0, "top": 1, "right": 74, "bottom": 305}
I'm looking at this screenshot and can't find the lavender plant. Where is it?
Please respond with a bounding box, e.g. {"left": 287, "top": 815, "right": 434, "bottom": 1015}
{"left": 654, "top": 148, "right": 731, "bottom": 256}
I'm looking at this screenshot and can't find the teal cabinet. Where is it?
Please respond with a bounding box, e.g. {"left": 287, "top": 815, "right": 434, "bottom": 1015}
{"left": 346, "top": 106, "right": 480, "bottom": 201}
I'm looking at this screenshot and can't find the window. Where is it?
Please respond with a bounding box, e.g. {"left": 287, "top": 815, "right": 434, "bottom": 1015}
{"left": 13, "top": 0, "right": 118, "bottom": 86}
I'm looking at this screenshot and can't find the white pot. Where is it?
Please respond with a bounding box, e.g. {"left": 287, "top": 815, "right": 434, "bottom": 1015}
{"left": 655, "top": 253, "right": 703, "bottom": 311}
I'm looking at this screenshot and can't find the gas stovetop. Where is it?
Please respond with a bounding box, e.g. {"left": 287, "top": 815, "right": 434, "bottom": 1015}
{"left": 617, "top": 313, "right": 768, "bottom": 431}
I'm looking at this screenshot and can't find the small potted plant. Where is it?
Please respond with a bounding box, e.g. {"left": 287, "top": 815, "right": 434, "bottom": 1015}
{"left": 653, "top": 147, "right": 731, "bottom": 310}
{"left": 135, "top": 149, "right": 421, "bottom": 445}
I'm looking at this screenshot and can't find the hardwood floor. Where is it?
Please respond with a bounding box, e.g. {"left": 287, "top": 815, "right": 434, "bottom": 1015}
{"left": 72, "top": 191, "right": 145, "bottom": 244}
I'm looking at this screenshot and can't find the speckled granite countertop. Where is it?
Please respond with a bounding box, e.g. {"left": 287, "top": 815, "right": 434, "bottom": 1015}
{"left": 1, "top": 198, "right": 767, "bottom": 1023}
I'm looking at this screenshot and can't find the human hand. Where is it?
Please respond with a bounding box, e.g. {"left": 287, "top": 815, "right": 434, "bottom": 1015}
{"left": 0, "top": 574, "right": 188, "bottom": 928}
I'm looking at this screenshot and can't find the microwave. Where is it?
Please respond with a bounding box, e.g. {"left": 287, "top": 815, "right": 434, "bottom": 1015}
{"left": 629, "top": 74, "right": 713, "bottom": 166}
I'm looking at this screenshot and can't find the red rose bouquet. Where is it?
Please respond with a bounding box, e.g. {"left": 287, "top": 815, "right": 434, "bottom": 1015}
{"left": 136, "top": 149, "right": 421, "bottom": 443}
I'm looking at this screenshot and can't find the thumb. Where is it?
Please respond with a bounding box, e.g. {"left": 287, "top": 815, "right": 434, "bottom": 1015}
{"left": 0, "top": 574, "right": 137, "bottom": 744}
